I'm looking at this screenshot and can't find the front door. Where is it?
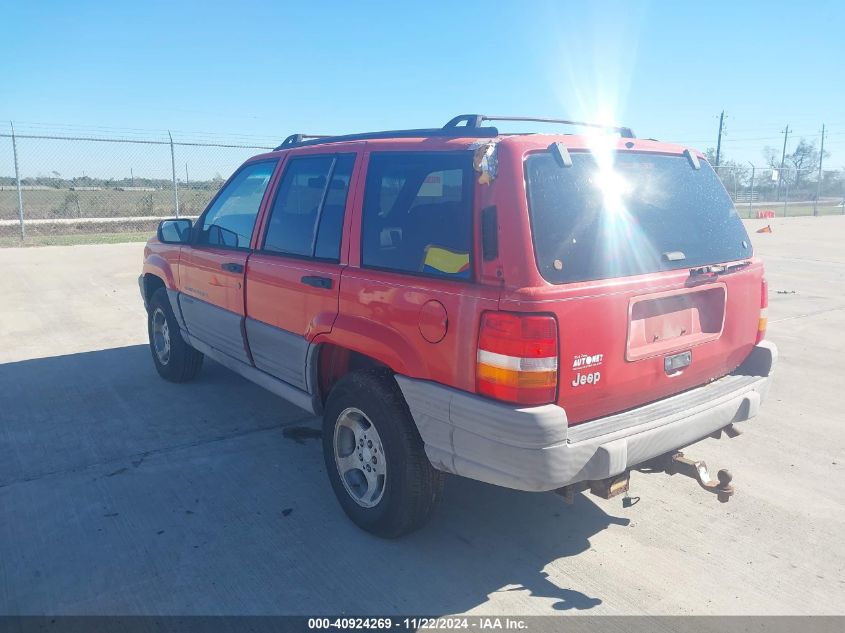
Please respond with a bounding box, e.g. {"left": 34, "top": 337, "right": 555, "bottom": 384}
{"left": 245, "top": 152, "right": 359, "bottom": 389}
{"left": 179, "top": 159, "right": 278, "bottom": 363}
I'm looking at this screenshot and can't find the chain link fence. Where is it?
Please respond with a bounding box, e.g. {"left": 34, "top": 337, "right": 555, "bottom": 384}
{"left": 3, "top": 126, "right": 844, "bottom": 241}
{"left": 715, "top": 164, "right": 845, "bottom": 218}
{"left": 0, "top": 127, "right": 275, "bottom": 239}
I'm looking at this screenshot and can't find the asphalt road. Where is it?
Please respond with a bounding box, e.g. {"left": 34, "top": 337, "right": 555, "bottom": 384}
{"left": 1, "top": 216, "right": 843, "bottom": 615}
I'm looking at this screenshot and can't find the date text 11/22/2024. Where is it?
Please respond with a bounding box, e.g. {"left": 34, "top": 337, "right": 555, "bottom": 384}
{"left": 307, "top": 616, "right": 529, "bottom": 630}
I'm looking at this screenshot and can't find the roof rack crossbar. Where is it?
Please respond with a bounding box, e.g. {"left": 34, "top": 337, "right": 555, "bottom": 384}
{"left": 278, "top": 134, "right": 332, "bottom": 148}
{"left": 273, "top": 126, "right": 499, "bottom": 151}
{"left": 442, "top": 114, "right": 485, "bottom": 129}
{"left": 274, "top": 113, "right": 635, "bottom": 151}
{"left": 444, "top": 113, "right": 635, "bottom": 138}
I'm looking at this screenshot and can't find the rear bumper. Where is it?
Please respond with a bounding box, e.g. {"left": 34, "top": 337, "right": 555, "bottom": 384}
{"left": 395, "top": 341, "right": 777, "bottom": 492}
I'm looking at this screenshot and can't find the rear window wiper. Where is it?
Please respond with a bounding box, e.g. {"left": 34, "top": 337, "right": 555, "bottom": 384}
{"left": 689, "top": 260, "right": 752, "bottom": 279}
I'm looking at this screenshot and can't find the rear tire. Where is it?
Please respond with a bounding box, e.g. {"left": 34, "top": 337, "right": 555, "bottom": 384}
{"left": 147, "top": 287, "right": 203, "bottom": 382}
{"left": 322, "top": 369, "right": 445, "bottom": 538}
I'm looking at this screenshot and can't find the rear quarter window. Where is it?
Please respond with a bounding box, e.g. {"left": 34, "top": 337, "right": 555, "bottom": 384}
{"left": 525, "top": 152, "right": 752, "bottom": 283}
{"left": 361, "top": 152, "right": 473, "bottom": 280}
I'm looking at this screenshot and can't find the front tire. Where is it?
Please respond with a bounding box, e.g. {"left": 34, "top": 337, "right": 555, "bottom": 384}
{"left": 147, "top": 287, "right": 203, "bottom": 382}
{"left": 322, "top": 369, "right": 445, "bottom": 538}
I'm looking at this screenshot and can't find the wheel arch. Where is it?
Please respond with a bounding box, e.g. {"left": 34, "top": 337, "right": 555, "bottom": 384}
{"left": 142, "top": 254, "right": 177, "bottom": 298}
{"left": 308, "top": 316, "right": 425, "bottom": 406}
{"left": 142, "top": 273, "right": 167, "bottom": 308}
{"left": 309, "top": 341, "right": 393, "bottom": 407}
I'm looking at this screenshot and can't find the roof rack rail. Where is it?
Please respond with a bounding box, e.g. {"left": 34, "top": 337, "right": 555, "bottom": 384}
{"left": 274, "top": 125, "right": 499, "bottom": 151}
{"left": 444, "top": 114, "right": 635, "bottom": 138}
{"left": 273, "top": 114, "right": 634, "bottom": 150}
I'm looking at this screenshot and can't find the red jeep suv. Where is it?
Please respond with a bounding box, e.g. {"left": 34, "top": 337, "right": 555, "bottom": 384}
{"left": 140, "top": 115, "right": 776, "bottom": 537}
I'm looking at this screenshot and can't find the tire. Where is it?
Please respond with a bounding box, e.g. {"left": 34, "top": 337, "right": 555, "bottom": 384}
{"left": 147, "top": 287, "right": 203, "bottom": 383}
{"left": 322, "top": 369, "right": 445, "bottom": 538}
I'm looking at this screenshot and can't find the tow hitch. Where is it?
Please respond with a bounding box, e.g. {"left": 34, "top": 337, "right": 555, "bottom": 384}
{"left": 555, "top": 451, "right": 736, "bottom": 505}
{"left": 665, "top": 452, "right": 735, "bottom": 502}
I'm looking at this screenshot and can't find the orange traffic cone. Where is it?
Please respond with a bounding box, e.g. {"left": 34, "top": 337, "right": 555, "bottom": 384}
{"left": 756, "top": 225, "right": 772, "bottom": 234}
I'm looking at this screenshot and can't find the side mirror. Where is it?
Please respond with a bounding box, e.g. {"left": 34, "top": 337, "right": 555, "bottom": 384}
{"left": 157, "top": 219, "right": 192, "bottom": 244}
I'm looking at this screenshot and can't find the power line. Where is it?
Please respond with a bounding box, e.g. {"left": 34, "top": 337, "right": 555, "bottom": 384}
{"left": 3, "top": 120, "right": 279, "bottom": 145}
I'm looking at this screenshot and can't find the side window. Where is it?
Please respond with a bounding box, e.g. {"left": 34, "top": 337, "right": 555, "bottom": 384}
{"left": 198, "top": 161, "right": 276, "bottom": 248}
{"left": 361, "top": 153, "right": 472, "bottom": 279}
{"left": 263, "top": 154, "right": 355, "bottom": 261}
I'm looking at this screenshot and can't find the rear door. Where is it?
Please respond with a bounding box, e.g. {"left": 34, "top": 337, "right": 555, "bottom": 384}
{"left": 336, "top": 150, "right": 500, "bottom": 392}
{"left": 245, "top": 151, "right": 359, "bottom": 390}
{"left": 179, "top": 160, "right": 277, "bottom": 363}
{"left": 515, "top": 149, "right": 762, "bottom": 424}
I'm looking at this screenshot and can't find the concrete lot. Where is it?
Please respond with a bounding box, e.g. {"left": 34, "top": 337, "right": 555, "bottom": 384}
{"left": 1, "top": 216, "right": 844, "bottom": 615}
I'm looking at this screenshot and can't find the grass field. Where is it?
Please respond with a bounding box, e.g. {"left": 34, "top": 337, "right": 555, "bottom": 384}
{"left": 0, "top": 230, "right": 153, "bottom": 248}
{"left": 0, "top": 187, "right": 217, "bottom": 220}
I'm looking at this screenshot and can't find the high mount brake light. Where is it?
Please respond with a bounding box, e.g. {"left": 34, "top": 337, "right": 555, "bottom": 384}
{"left": 476, "top": 312, "right": 558, "bottom": 405}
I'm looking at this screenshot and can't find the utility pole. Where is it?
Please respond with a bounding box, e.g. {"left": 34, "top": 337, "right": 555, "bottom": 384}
{"left": 168, "top": 131, "right": 179, "bottom": 218}
{"left": 778, "top": 124, "right": 790, "bottom": 201}
{"left": 747, "top": 162, "right": 755, "bottom": 218}
{"left": 814, "top": 124, "right": 825, "bottom": 216}
{"left": 185, "top": 163, "right": 189, "bottom": 190}
{"left": 10, "top": 121, "right": 25, "bottom": 240}
{"left": 715, "top": 110, "right": 725, "bottom": 168}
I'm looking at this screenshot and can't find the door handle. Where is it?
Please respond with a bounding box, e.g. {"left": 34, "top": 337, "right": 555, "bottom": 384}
{"left": 301, "top": 275, "right": 333, "bottom": 289}
{"left": 221, "top": 262, "right": 244, "bottom": 273}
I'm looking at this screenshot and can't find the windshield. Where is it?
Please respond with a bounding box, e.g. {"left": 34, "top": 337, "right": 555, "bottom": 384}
{"left": 525, "top": 151, "right": 752, "bottom": 284}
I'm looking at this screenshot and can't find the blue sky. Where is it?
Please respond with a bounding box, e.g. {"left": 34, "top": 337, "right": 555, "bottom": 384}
{"left": 2, "top": 0, "right": 844, "bottom": 174}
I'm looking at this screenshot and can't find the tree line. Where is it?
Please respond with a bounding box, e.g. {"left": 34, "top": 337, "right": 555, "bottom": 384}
{"left": 708, "top": 138, "right": 842, "bottom": 199}
{"left": 0, "top": 174, "right": 226, "bottom": 190}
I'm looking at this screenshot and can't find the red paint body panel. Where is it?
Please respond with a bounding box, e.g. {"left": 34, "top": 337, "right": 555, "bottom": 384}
{"left": 246, "top": 255, "right": 342, "bottom": 340}
{"left": 335, "top": 269, "right": 500, "bottom": 392}
{"left": 498, "top": 264, "right": 761, "bottom": 423}
{"left": 142, "top": 248, "right": 181, "bottom": 289}
{"left": 143, "top": 131, "right": 764, "bottom": 427}
{"left": 181, "top": 246, "right": 248, "bottom": 314}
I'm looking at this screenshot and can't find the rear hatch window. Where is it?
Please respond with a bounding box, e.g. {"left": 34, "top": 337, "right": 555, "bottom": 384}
{"left": 525, "top": 151, "right": 752, "bottom": 283}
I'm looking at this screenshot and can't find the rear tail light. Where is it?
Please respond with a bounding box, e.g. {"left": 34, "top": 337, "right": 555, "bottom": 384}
{"left": 756, "top": 277, "right": 768, "bottom": 344}
{"left": 476, "top": 312, "right": 558, "bottom": 405}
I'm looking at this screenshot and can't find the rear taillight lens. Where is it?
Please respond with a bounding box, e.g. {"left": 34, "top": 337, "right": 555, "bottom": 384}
{"left": 756, "top": 277, "right": 768, "bottom": 344}
{"left": 476, "top": 312, "right": 558, "bottom": 405}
